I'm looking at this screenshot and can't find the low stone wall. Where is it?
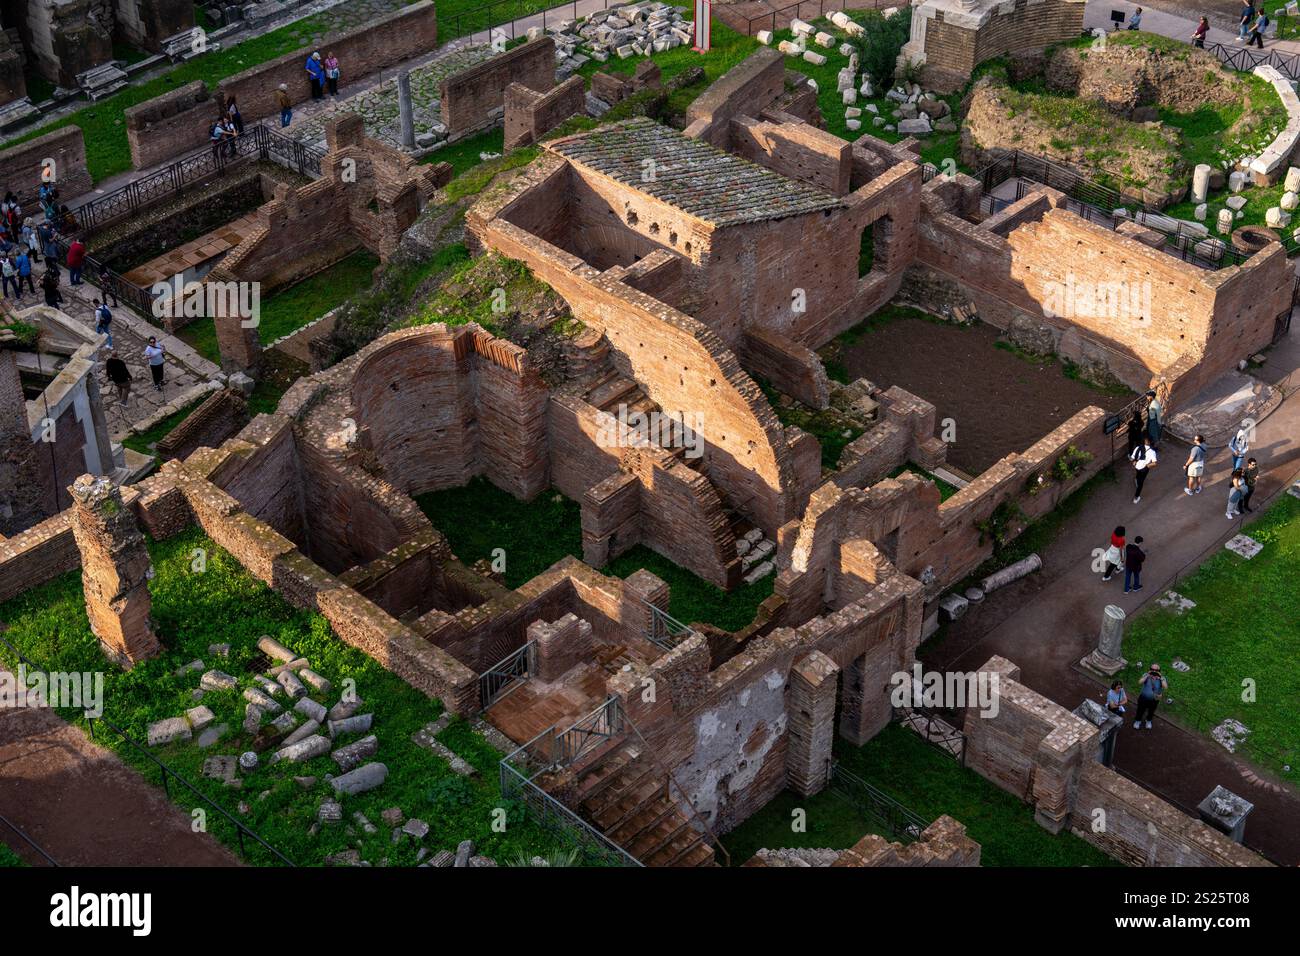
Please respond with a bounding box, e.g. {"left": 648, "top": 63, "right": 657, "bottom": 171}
{"left": 1249, "top": 65, "right": 1300, "bottom": 185}
{"left": 683, "top": 47, "right": 786, "bottom": 147}
{"left": 746, "top": 815, "right": 981, "bottom": 866}
{"left": 503, "top": 75, "right": 585, "bottom": 150}
{"left": 441, "top": 37, "right": 556, "bottom": 138}
{"left": 124, "top": 80, "right": 221, "bottom": 170}
{"left": 155, "top": 388, "right": 250, "bottom": 462}
{"left": 0, "top": 513, "right": 78, "bottom": 605}
{"left": 0, "top": 127, "right": 92, "bottom": 208}
{"left": 964, "top": 656, "right": 1271, "bottom": 867}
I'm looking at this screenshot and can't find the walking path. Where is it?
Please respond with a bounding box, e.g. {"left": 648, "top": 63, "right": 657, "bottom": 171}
{"left": 925, "top": 321, "right": 1300, "bottom": 865}
{"left": 0, "top": 674, "right": 238, "bottom": 866}
{"left": 1083, "top": 0, "right": 1300, "bottom": 53}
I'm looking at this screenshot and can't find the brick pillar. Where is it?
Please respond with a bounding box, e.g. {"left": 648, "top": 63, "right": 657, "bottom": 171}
{"left": 786, "top": 650, "right": 839, "bottom": 796}
{"left": 837, "top": 652, "right": 875, "bottom": 746}
{"left": 208, "top": 267, "right": 261, "bottom": 372}
{"left": 68, "top": 474, "right": 161, "bottom": 668}
{"left": 529, "top": 613, "right": 593, "bottom": 683}
{"left": 621, "top": 567, "right": 669, "bottom": 642}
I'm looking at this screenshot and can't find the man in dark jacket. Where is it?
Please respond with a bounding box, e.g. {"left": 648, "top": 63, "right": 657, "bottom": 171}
{"left": 105, "top": 351, "right": 132, "bottom": 405}
{"left": 1123, "top": 536, "right": 1146, "bottom": 593}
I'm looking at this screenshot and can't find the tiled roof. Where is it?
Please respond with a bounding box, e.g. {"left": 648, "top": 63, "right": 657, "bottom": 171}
{"left": 546, "top": 117, "right": 841, "bottom": 226}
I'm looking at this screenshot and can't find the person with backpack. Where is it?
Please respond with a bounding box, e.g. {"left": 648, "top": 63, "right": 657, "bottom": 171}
{"left": 93, "top": 298, "right": 113, "bottom": 349}
{"left": 210, "top": 116, "right": 227, "bottom": 161}
{"left": 1184, "top": 434, "right": 1206, "bottom": 495}
{"left": 1123, "top": 536, "right": 1146, "bottom": 593}
{"left": 41, "top": 265, "right": 62, "bottom": 308}
{"left": 1, "top": 253, "right": 18, "bottom": 300}
{"left": 98, "top": 263, "right": 119, "bottom": 307}
{"left": 1131, "top": 434, "right": 1157, "bottom": 504}
{"left": 1144, "top": 389, "right": 1163, "bottom": 447}
{"left": 1239, "top": 457, "right": 1260, "bottom": 514}
{"left": 14, "top": 248, "right": 35, "bottom": 297}
{"left": 1133, "top": 664, "right": 1167, "bottom": 730}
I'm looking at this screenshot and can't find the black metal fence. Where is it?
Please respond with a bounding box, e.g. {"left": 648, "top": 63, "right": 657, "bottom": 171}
{"left": 828, "top": 763, "right": 931, "bottom": 843}
{"left": 1205, "top": 40, "right": 1300, "bottom": 81}
{"left": 0, "top": 810, "right": 59, "bottom": 867}
{"left": 0, "top": 634, "right": 294, "bottom": 866}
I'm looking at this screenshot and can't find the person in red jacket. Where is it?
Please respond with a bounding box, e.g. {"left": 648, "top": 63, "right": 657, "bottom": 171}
{"left": 66, "top": 237, "right": 86, "bottom": 286}
{"left": 1101, "top": 525, "right": 1125, "bottom": 582}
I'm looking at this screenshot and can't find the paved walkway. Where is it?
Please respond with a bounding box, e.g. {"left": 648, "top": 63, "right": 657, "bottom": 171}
{"left": 925, "top": 320, "right": 1300, "bottom": 865}
{"left": 1083, "top": 0, "right": 1300, "bottom": 52}
{"left": 0, "top": 675, "right": 238, "bottom": 866}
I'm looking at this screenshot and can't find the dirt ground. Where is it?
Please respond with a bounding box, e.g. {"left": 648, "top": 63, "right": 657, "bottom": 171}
{"left": 836, "top": 317, "right": 1131, "bottom": 475}
{"left": 0, "top": 691, "right": 238, "bottom": 867}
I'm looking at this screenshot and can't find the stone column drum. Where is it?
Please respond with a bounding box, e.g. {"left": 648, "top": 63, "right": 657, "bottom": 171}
{"left": 68, "top": 474, "right": 161, "bottom": 668}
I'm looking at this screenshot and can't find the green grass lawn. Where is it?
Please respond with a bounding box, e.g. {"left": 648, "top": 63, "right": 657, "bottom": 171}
{"left": 889, "top": 463, "right": 959, "bottom": 501}
{"left": 1119, "top": 493, "right": 1300, "bottom": 775}
{"left": 0, "top": 843, "right": 26, "bottom": 867}
{"left": 416, "top": 477, "right": 772, "bottom": 631}
{"left": 178, "top": 249, "right": 378, "bottom": 363}
{"left": 724, "top": 723, "right": 1118, "bottom": 866}
{"left": 0, "top": 526, "right": 580, "bottom": 867}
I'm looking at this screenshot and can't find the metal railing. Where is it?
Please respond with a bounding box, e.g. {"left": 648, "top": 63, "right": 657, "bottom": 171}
{"left": 736, "top": 0, "right": 894, "bottom": 36}
{"left": 52, "top": 237, "right": 162, "bottom": 325}
{"left": 0, "top": 634, "right": 294, "bottom": 866}
{"left": 645, "top": 601, "right": 696, "bottom": 651}
{"left": 499, "top": 717, "right": 643, "bottom": 866}
{"left": 554, "top": 695, "right": 623, "bottom": 766}
{"left": 895, "top": 705, "right": 967, "bottom": 765}
{"left": 1205, "top": 40, "right": 1300, "bottom": 81}
{"left": 478, "top": 640, "right": 535, "bottom": 712}
{"left": 0, "top": 811, "right": 59, "bottom": 867}
{"left": 69, "top": 125, "right": 323, "bottom": 237}
{"left": 828, "top": 763, "right": 931, "bottom": 843}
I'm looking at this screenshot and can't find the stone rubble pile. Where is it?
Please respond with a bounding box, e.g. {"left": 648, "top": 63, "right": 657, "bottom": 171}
{"left": 548, "top": 1, "right": 693, "bottom": 73}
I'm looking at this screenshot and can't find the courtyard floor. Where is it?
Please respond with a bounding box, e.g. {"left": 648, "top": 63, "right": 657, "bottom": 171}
{"left": 823, "top": 308, "right": 1131, "bottom": 476}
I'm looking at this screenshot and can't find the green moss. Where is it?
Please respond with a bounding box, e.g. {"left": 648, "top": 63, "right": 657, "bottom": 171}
{"left": 757, "top": 378, "right": 863, "bottom": 471}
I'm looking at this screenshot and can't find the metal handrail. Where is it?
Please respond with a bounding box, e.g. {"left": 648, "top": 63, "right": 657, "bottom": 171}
{"left": 0, "top": 810, "right": 59, "bottom": 867}
{"left": 828, "top": 763, "right": 931, "bottom": 842}
{"left": 554, "top": 694, "right": 622, "bottom": 767}
{"left": 0, "top": 634, "right": 293, "bottom": 866}
{"left": 478, "top": 640, "right": 535, "bottom": 712}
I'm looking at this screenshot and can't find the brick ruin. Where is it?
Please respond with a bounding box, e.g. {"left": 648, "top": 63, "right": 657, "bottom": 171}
{"left": 0, "top": 45, "right": 1285, "bottom": 868}
{"left": 900, "top": 0, "right": 1087, "bottom": 94}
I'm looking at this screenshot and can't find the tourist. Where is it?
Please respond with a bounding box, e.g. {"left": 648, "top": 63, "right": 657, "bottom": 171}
{"left": 1133, "top": 663, "right": 1167, "bottom": 730}
{"left": 1226, "top": 467, "right": 1246, "bottom": 519}
{"left": 210, "top": 115, "right": 227, "bottom": 161}
{"left": 1125, "top": 410, "right": 1144, "bottom": 458}
{"left": 1228, "top": 426, "right": 1250, "bottom": 470}
{"left": 1239, "top": 457, "right": 1259, "bottom": 513}
{"left": 1239, "top": 2, "right": 1257, "bottom": 40}
{"left": 1248, "top": 8, "right": 1269, "bottom": 48}
{"left": 66, "top": 236, "right": 86, "bottom": 286}
{"left": 1145, "top": 389, "right": 1163, "bottom": 446}
{"left": 41, "top": 265, "right": 62, "bottom": 308}
{"left": 1106, "top": 681, "right": 1128, "bottom": 716}
{"left": 98, "top": 263, "right": 119, "bottom": 307}
{"left": 145, "top": 336, "right": 166, "bottom": 392}
{"left": 221, "top": 114, "right": 239, "bottom": 158}
{"left": 1127, "top": 6, "right": 1142, "bottom": 30}
{"left": 325, "top": 52, "right": 341, "bottom": 97}
{"left": 41, "top": 227, "right": 59, "bottom": 269}
{"left": 277, "top": 83, "right": 293, "bottom": 127}
{"left": 1102, "top": 525, "right": 1125, "bottom": 582}
{"left": 1193, "top": 16, "right": 1210, "bottom": 48}
{"left": 1131, "top": 434, "right": 1157, "bottom": 504}
{"left": 14, "top": 247, "right": 35, "bottom": 297}
{"left": 227, "top": 94, "right": 245, "bottom": 136}
{"left": 93, "top": 298, "right": 114, "bottom": 349}
{"left": 1, "top": 253, "right": 17, "bottom": 300}
{"left": 306, "top": 51, "right": 326, "bottom": 100}
{"left": 1124, "top": 536, "right": 1146, "bottom": 593}
{"left": 1183, "top": 434, "right": 1206, "bottom": 495}
{"left": 105, "top": 350, "right": 132, "bottom": 405}
{"left": 0, "top": 192, "right": 20, "bottom": 233}
{"left": 56, "top": 204, "right": 78, "bottom": 235}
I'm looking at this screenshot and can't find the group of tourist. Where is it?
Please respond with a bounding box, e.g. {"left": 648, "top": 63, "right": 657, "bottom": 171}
{"left": 209, "top": 94, "right": 245, "bottom": 160}
{"left": 1106, "top": 664, "right": 1169, "bottom": 731}
{"left": 1124, "top": 4, "right": 1271, "bottom": 48}
{"left": 275, "top": 51, "right": 342, "bottom": 129}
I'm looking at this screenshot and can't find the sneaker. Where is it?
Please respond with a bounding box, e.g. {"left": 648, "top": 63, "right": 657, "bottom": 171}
{"left": 1133, "top": 721, "right": 1141, "bottom": 728}
{"left": 1144, "top": 721, "right": 1152, "bottom": 729}
{"left": 1226, "top": 512, "right": 1235, "bottom": 519}
{"left": 1133, "top": 497, "right": 1141, "bottom": 504}
{"left": 1195, "top": 487, "right": 1202, "bottom": 494}
{"left": 1133, "top": 585, "right": 1142, "bottom": 591}
{"left": 1184, "top": 488, "right": 1193, "bottom": 496}
{"left": 1123, "top": 587, "right": 1130, "bottom": 593}
{"left": 1102, "top": 574, "right": 1111, "bottom": 582}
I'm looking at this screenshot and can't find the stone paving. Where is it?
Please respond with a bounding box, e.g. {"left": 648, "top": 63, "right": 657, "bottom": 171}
{"left": 45, "top": 279, "right": 216, "bottom": 437}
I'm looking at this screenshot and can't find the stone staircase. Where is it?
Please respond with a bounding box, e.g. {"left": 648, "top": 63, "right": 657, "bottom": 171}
{"left": 731, "top": 515, "right": 776, "bottom": 584}
{"left": 582, "top": 370, "right": 705, "bottom": 472}
{"left": 570, "top": 745, "right": 716, "bottom": 867}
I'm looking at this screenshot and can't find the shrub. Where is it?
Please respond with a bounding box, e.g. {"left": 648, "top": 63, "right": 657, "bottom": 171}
{"left": 853, "top": 10, "right": 914, "bottom": 89}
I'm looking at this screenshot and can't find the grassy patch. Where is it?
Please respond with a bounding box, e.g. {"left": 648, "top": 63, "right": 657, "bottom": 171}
{"left": 0, "top": 526, "right": 578, "bottom": 867}
{"left": 179, "top": 249, "right": 379, "bottom": 363}
{"left": 0, "top": 844, "right": 26, "bottom": 867}
{"left": 416, "top": 477, "right": 771, "bottom": 631}
{"left": 889, "top": 463, "right": 959, "bottom": 501}
{"left": 121, "top": 395, "right": 210, "bottom": 455}
{"left": 1120, "top": 494, "right": 1300, "bottom": 774}
{"left": 757, "top": 379, "right": 863, "bottom": 471}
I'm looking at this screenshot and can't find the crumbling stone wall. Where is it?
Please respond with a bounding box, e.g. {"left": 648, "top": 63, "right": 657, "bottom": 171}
{"left": 0, "top": 512, "right": 78, "bottom": 603}
{"left": 0, "top": 26, "right": 26, "bottom": 105}
{"left": 113, "top": 0, "right": 193, "bottom": 53}
{"left": 964, "top": 656, "right": 1271, "bottom": 867}
{"left": 746, "top": 815, "right": 981, "bottom": 866}
{"left": 154, "top": 388, "right": 249, "bottom": 462}
{"left": 683, "top": 47, "right": 787, "bottom": 147}
{"left": 504, "top": 75, "right": 585, "bottom": 151}
{"left": 124, "top": 80, "right": 218, "bottom": 169}
{"left": 440, "top": 36, "right": 556, "bottom": 138}
{"left": 0, "top": 127, "right": 92, "bottom": 209}
{"left": 9, "top": 0, "right": 113, "bottom": 88}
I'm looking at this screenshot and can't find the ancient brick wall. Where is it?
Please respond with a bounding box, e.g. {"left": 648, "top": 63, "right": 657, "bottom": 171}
{"left": 11, "top": 0, "right": 113, "bottom": 87}
{"left": 683, "top": 47, "right": 786, "bottom": 147}
{"left": 728, "top": 115, "right": 852, "bottom": 196}
{"left": 217, "top": 2, "right": 438, "bottom": 126}
{"left": 0, "top": 28, "right": 25, "bottom": 106}
{"left": 918, "top": 0, "right": 1085, "bottom": 92}
{"left": 441, "top": 37, "right": 556, "bottom": 138}
{"left": 124, "top": 80, "right": 219, "bottom": 169}
{"left": 155, "top": 388, "right": 249, "bottom": 462}
{"left": 746, "top": 815, "right": 981, "bottom": 866}
{"left": 917, "top": 185, "right": 1290, "bottom": 391}
{"left": 504, "top": 75, "right": 585, "bottom": 150}
{"left": 964, "top": 656, "right": 1270, "bottom": 866}
{"left": 0, "top": 513, "right": 77, "bottom": 604}
{"left": 0, "top": 127, "right": 92, "bottom": 208}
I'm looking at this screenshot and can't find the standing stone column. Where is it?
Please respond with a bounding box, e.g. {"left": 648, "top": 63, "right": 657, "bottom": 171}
{"left": 397, "top": 70, "right": 415, "bottom": 149}
{"left": 786, "top": 650, "right": 840, "bottom": 796}
{"left": 1080, "top": 604, "right": 1126, "bottom": 676}
{"left": 1192, "top": 164, "right": 1212, "bottom": 204}
{"left": 68, "top": 474, "right": 161, "bottom": 669}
